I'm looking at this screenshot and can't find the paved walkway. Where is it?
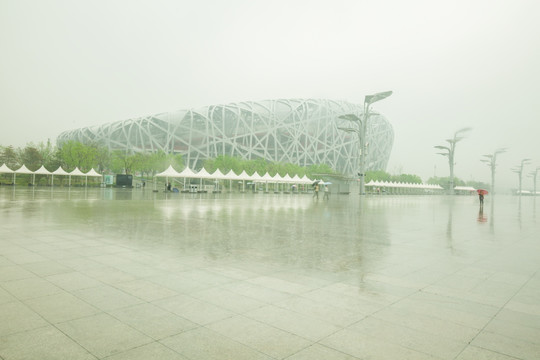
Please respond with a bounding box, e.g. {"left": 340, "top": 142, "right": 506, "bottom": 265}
{"left": 1, "top": 188, "right": 539, "bottom": 359}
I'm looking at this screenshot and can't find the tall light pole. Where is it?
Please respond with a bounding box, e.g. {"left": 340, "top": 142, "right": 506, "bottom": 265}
{"left": 337, "top": 90, "right": 393, "bottom": 195}
{"left": 434, "top": 127, "right": 472, "bottom": 195}
{"left": 528, "top": 166, "right": 539, "bottom": 196}
{"left": 512, "top": 158, "right": 531, "bottom": 196}
{"left": 480, "top": 148, "right": 506, "bottom": 194}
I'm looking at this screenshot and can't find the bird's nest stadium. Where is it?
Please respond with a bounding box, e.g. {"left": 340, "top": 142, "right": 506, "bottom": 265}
{"left": 57, "top": 99, "right": 394, "bottom": 176}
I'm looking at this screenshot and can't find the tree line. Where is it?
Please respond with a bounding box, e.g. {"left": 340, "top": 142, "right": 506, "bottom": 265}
{"left": 1, "top": 140, "right": 487, "bottom": 190}
{"left": 0, "top": 141, "right": 335, "bottom": 180}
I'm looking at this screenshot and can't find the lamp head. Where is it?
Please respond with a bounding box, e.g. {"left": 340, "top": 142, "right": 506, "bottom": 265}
{"left": 338, "top": 114, "right": 362, "bottom": 122}
{"left": 364, "top": 91, "right": 393, "bottom": 105}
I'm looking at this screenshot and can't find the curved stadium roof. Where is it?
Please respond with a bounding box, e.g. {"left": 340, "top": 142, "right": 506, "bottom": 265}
{"left": 57, "top": 98, "right": 394, "bottom": 176}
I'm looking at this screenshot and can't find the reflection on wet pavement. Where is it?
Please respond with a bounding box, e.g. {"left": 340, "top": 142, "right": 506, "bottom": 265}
{"left": 1, "top": 187, "right": 540, "bottom": 359}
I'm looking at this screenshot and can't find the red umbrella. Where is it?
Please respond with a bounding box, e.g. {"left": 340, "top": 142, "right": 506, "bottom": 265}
{"left": 477, "top": 189, "right": 488, "bottom": 195}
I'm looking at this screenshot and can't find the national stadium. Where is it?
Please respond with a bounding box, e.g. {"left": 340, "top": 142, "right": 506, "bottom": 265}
{"left": 57, "top": 99, "right": 394, "bottom": 176}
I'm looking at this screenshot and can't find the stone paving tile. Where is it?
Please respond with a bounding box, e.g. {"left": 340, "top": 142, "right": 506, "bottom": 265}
{"left": 273, "top": 295, "right": 366, "bottom": 327}
{"left": 102, "top": 341, "right": 188, "bottom": 360}
{"left": 160, "top": 326, "right": 273, "bottom": 360}
{"left": 81, "top": 265, "right": 139, "bottom": 284}
{"left": 245, "top": 275, "right": 315, "bottom": 294}
{"left": 108, "top": 303, "right": 198, "bottom": 340}
{"left": 0, "top": 265, "right": 36, "bottom": 282}
{"left": 21, "top": 260, "right": 73, "bottom": 277}
{"left": 455, "top": 345, "right": 522, "bottom": 360}
{"left": 71, "top": 284, "right": 145, "bottom": 311}
{"left": 190, "top": 286, "right": 267, "bottom": 313}
{"left": 285, "top": 343, "right": 361, "bottom": 360}
{"left": 113, "top": 278, "right": 178, "bottom": 302}
{"left": 208, "top": 314, "right": 312, "bottom": 359}
{"left": 0, "top": 301, "right": 49, "bottom": 337}
{"left": 0, "top": 286, "right": 16, "bottom": 305}
{"left": 24, "top": 292, "right": 101, "bottom": 324}
{"left": 471, "top": 330, "right": 540, "bottom": 360}
{"left": 56, "top": 312, "right": 153, "bottom": 359}
{"left": 348, "top": 316, "right": 467, "bottom": 359}
{"left": 244, "top": 304, "right": 341, "bottom": 341}
{"left": 219, "top": 280, "right": 295, "bottom": 304}
{"left": 1, "top": 277, "right": 63, "bottom": 300}
{"left": 0, "top": 325, "right": 96, "bottom": 360}
{"left": 320, "top": 328, "right": 440, "bottom": 360}
{"left": 370, "top": 305, "right": 479, "bottom": 343}
{"left": 45, "top": 271, "right": 103, "bottom": 291}
{"left": 152, "top": 294, "right": 234, "bottom": 325}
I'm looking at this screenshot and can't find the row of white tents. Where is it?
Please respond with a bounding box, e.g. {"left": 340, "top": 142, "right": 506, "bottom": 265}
{"left": 155, "top": 165, "right": 319, "bottom": 191}
{"left": 0, "top": 163, "right": 102, "bottom": 186}
{"left": 365, "top": 180, "right": 444, "bottom": 192}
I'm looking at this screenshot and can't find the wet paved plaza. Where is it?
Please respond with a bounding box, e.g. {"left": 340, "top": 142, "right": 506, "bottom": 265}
{"left": 1, "top": 187, "right": 539, "bottom": 359}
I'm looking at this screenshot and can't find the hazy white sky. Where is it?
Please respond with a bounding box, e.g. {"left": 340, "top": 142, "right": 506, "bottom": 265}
{"left": 1, "top": 0, "right": 539, "bottom": 189}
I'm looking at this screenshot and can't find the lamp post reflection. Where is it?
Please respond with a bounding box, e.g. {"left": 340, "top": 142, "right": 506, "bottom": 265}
{"left": 512, "top": 158, "right": 531, "bottom": 196}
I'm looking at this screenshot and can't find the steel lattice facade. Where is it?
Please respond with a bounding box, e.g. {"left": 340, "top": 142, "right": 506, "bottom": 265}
{"left": 57, "top": 99, "right": 394, "bottom": 176}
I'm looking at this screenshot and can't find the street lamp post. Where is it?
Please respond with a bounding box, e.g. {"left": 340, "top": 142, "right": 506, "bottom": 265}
{"left": 337, "top": 91, "right": 393, "bottom": 196}
{"left": 434, "top": 127, "right": 472, "bottom": 195}
{"left": 480, "top": 148, "right": 506, "bottom": 194}
{"left": 528, "top": 166, "right": 539, "bottom": 196}
{"left": 512, "top": 158, "right": 531, "bottom": 196}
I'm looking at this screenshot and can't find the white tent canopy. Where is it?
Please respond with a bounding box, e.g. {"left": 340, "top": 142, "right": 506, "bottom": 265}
{"left": 365, "top": 180, "right": 444, "bottom": 191}
{"left": 151, "top": 166, "right": 316, "bottom": 191}
{"left": 69, "top": 167, "right": 86, "bottom": 176}
{"left": 34, "top": 165, "right": 52, "bottom": 175}
{"left": 0, "top": 164, "right": 14, "bottom": 174}
{"left": 52, "top": 166, "right": 70, "bottom": 175}
{"left": 14, "top": 165, "right": 34, "bottom": 174}
{"left": 155, "top": 165, "right": 182, "bottom": 178}
{"left": 85, "top": 168, "right": 102, "bottom": 177}
{"left": 177, "top": 167, "right": 198, "bottom": 178}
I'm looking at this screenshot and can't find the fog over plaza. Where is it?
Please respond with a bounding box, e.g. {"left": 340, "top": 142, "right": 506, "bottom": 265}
{"left": 1, "top": 0, "right": 539, "bottom": 191}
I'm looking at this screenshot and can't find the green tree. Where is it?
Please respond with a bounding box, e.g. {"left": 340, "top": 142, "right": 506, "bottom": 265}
{"left": 111, "top": 150, "right": 139, "bottom": 174}
{"left": 366, "top": 170, "right": 391, "bottom": 183}
{"left": 19, "top": 145, "right": 43, "bottom": 171}
{"left": 0, "top": 145, "right": 19, "bottom": 168}
{"left": 306, "top": 164, "right": 335, "bottom": 178}
{"left": 391, "top": 173, "right": 423, "bottom": 184}
{"left": 59, "top": 141, "right": 99, "bottom": 171}
{"left": 204, "top": 155, "right": 243, "bottom": 174}
{"left": 427, "top": 176, "right": 465, "bottom": 190}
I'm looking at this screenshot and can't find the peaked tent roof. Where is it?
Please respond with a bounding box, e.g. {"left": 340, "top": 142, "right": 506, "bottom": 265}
{"left": 211, "top": 169, "right": 227, "bottom": 180}
{"left": 250, "top": 171, "right": 263, "bottom": 182}
{"left": 69, "top": 167, "right": 86, "bottom": 176}
{"left": 14, "top": 165, "right": 34, "bottom": 174}
{"left": 237, "top": 170, "right": 251, "bottom": 181}
{"left": 52, "top": 166, "right": 70, "bottom": 175}
{"left": 85, "top": 168, "right": 102, "bottom": 177}
{"left": 224, "top": 169, "right": 239, "bottom": 180}
{"left": 0, "top": 163, "right": 14, "bottom": 174}
{"left": 156, "top": 165, "right": 182, "bottom": 177}
{"left": 196, "top": 168, "right": 213, "bottom": 179}
{"left": 282, "top": 174, "right": 293, "bottom": 183}
{"left": 177, "top": 166, "right": 198, "bottom": 178}
{"left": 34, "top": 165, "right": 52, "bottom": 175}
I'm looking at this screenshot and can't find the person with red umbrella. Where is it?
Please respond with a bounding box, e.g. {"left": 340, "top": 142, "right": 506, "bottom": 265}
{"left": 477, "top": 189, "right": 488, "bottom": 208}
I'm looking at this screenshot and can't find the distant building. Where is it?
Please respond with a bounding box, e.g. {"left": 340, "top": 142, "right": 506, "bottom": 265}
{"left": 57, "top": 98, "right": 394, "bottom": 176}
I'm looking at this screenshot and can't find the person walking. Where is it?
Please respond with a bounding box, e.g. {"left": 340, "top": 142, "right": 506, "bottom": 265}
{"left": 323, "top": 185, "right": 329, "bottom": 200}
{"left": 313, "top": 183, "right": 319, "bottom": 199}
{"left": 478, "top": 193, "right": 484, "bottom": 208}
